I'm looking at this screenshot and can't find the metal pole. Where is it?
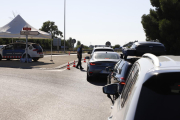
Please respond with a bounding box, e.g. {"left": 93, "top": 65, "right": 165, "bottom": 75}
{"left": 64, "top": 0, "right": 66, "bottom": 53}
{"left": 50, "top": 37, "right": 53, "bottom": 61}
{"left": 26, "top": 35, "right": 28, "bottom": 63}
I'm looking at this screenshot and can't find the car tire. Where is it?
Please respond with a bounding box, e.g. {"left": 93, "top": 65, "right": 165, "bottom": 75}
{"left": 33, "top": 58, "right": 39, "bottom": 61}
{"left": 0, "top": 55, "right": 2, "bottom": 61}
{"left": 87, "top": 72, "right": 92, "bottom": 81}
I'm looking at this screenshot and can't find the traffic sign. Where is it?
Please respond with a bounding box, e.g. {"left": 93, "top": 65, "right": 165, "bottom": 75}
{"left": 53, "top": 38, "right": 61, "bottom": 46}
{"left": 20, "top": 31, "right": 39, "bottom": 35}
{"left": 23, "top": 27, "right": 31, "bottom": 31}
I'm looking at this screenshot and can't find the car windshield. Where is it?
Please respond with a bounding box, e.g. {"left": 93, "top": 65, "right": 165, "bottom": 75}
{"left": 95, "top": 53, "right": 119, "bottom": 59}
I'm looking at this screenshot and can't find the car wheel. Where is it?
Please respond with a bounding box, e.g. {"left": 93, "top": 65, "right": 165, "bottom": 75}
{"left": 33, "top": 58, "right": 39, "bottom": 61}
{"left": 0, "top": 55, "right": 2, "bottom": 61}
{"left": 87, "top": 72, "right": 92, "bottom": 81}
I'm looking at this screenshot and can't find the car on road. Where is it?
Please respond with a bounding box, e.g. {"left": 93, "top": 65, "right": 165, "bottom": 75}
{"left": 87, "top": 52, "right": 120, "bottom": 81}
{"left": 106, "top": 57, "right": 139, "bottom": 103}
{"left": 122, "top": 41, "right": 166, "bottom": 59}
{"left": 0, "top": 42, "right": 44, "bottom": 61}
{"left": 103, "top": 53, "right": 180, "bottom": 120}
{"left": 88, "top": 46, "right": 114, "bottom": 58}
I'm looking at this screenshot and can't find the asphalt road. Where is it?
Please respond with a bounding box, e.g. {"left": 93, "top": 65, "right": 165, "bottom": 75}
{"left": 0, "top": 62, "right": 111, "bottom": 120}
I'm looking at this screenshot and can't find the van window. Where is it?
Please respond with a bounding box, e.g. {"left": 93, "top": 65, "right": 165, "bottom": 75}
{"left": 121, "top": 64, "right": 139, "bottom": 107}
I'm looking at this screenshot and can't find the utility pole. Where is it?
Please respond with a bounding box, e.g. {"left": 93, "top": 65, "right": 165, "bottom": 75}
{"left": 64, "top": 0, "right": 66, "bottom": 53}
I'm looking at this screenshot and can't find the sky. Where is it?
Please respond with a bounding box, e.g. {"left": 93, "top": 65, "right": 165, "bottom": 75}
{"left": 0, "top": 0, "right": 153, "bottom": 47}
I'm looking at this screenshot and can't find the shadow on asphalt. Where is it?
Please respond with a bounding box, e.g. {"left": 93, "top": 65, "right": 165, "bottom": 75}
{"left": 80, "top": 69, "right": 87, "bottom": 72}
{"left": 87, "top": 77, "right": 107, "bottom": 86}
{"left": 0, "top": 60, "right": 53, "bottom": 69}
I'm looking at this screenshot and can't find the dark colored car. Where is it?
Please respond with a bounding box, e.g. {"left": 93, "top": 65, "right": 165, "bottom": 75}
{"left": 103, "top": 53, "right": 180, "bottom": 120}
{"left": 122, "top": 41, "right": 166, "bottom": 58}
{"left": 106, "top": 58, "right": 139, "bottom": 103}
{"left": 87, "top": 52, "right": 120, "bottom": 81}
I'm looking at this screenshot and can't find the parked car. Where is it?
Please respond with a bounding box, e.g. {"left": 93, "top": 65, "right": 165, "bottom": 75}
{"left": 106, "top": 57, "right": 139, "bottom": 103}
{"left": 87, "top": 52, "right": 120, "bottom": 81}
{"left": 103, "top": 53, "right": 180, "bottom": 120}
{"left": 0, "top": 42, "right": 43, "bottom": 61}
{"left": 88, "top": 46, "right": 114, "bottom": 58}
{"left": 122, "top": 41, "right": 166, "bottom": 59}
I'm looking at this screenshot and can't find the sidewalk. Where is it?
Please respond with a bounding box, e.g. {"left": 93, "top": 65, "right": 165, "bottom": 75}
{"left": 0, "top": 54, "right": 88, "bottom": 69}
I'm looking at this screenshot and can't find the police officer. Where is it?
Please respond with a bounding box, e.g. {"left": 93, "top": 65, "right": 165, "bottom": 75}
{"left": 76, "top": 44, "right": 84, "bottom": 69}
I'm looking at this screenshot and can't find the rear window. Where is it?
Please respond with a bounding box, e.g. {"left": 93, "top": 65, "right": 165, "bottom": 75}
{"left": 32, "top": 44, "right": 42, "bottom": 50}
{"left": 134, "top": 72, "right": 180, "bottom": 120}
{"left": 94, "top": 49, "right": 114, "bottom": 52}
{"left": 95, "top": 53, "right": 119, "bottom": 59}
{"left": 144, "top": 72, "right": 180, "bottom": 95}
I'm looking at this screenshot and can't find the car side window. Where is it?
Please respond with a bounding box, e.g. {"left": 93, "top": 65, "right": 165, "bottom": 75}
{"left": 5, "top": 44, "right": 13, "bottom": 50}
{"left": 121, "top": 64, "right": 139, "bottom": 107}
{"left": 118, "top": 63, "right": 125, "bottom": 74}
{"left": 116, "top": 60, "right": 125, "bottom": 73}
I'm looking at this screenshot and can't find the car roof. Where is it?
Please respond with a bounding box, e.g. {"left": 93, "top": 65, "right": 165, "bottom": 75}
{"left": 93, "top": 47, "right": 113, "bottom": 49}
{"left": 94, "top": 51, "right": 118, "bottom": 54}
{"left": 134, "top": 41, "right": 163, "bottom": 45}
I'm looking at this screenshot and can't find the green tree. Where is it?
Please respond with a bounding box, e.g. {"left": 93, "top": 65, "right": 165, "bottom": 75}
{"left": 40, "top": 21, "right": 63, "bottom": 39}
{"left": 77, "top": 41, "right": 81, "bottom": 46}
{"left": 114, "top": 44, "right": 120, "bottom": 48}
{"left": 141, "top": 0, "right": 180, "bottom": 54}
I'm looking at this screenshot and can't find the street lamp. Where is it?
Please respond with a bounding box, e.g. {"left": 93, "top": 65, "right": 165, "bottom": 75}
{"left": 64, "top": 0, "right": 66, "bottom": 53}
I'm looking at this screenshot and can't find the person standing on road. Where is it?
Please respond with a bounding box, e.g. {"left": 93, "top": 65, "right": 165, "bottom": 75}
{"left": 76, "top": 44, "right": 84, "bottom": 70}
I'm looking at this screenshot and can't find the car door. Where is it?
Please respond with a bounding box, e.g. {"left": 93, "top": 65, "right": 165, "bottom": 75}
{"left": 13, "top": 44, "right": 25, "bottom": 58}
{"left": 110, "top": 64, "right": 139, "bottom": 120}
{"left": 111, "top": 60, "right": 125, "bottom": 84}
{"left": 2, "top": 44, "right": 14, "bottom": 58}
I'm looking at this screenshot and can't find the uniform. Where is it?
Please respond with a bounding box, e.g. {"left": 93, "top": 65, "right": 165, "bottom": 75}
{"left": 76, "top": 46, "right": 83, "bottom": 69}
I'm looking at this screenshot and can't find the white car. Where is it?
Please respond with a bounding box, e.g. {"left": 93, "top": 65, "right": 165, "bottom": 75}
{"left": 0, "top": 42, "right": 44, "bottom": 61}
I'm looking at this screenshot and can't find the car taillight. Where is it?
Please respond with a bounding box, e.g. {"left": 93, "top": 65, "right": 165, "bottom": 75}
{"left": 119, "top": 77, "right": 126, "bottom": 85}
{"left": 90, "top": 63, "right": 95, "bottom": 65}
{"left": 90, "top": 62, "right": 101, "bottom": 65}
{"left": 33, "top": 49, "right": 38, "bottom": 51}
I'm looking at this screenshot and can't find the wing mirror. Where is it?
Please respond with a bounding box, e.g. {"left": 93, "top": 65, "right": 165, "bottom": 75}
{"left": 103, "top": 84, "right": 118, "bottom": 95}
{"left": 88, "top": 51, "right": 91, "bottom": 54}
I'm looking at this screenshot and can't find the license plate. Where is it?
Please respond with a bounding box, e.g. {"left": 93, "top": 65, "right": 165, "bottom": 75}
{"left": 101, "top": 70, "right": 109, "bottom": 74}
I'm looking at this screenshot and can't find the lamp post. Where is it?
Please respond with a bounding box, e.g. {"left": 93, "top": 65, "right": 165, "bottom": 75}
{"left": 64, "top": 0, "right": 66, "bottom": 53}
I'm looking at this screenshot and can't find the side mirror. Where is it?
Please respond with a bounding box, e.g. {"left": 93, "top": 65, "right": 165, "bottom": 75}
{"left": 88, "top": 52, "right": 91, "bottom": 54}
{"left": 103, "top": 84, "right": 118, "bottom": 95}
{"left": 85, "top": 56, "right": 90, "bottom": 59}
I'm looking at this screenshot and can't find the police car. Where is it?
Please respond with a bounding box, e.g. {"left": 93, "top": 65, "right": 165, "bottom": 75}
{"left": 0, "top": 42, "right": 44, "bottom": 61}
